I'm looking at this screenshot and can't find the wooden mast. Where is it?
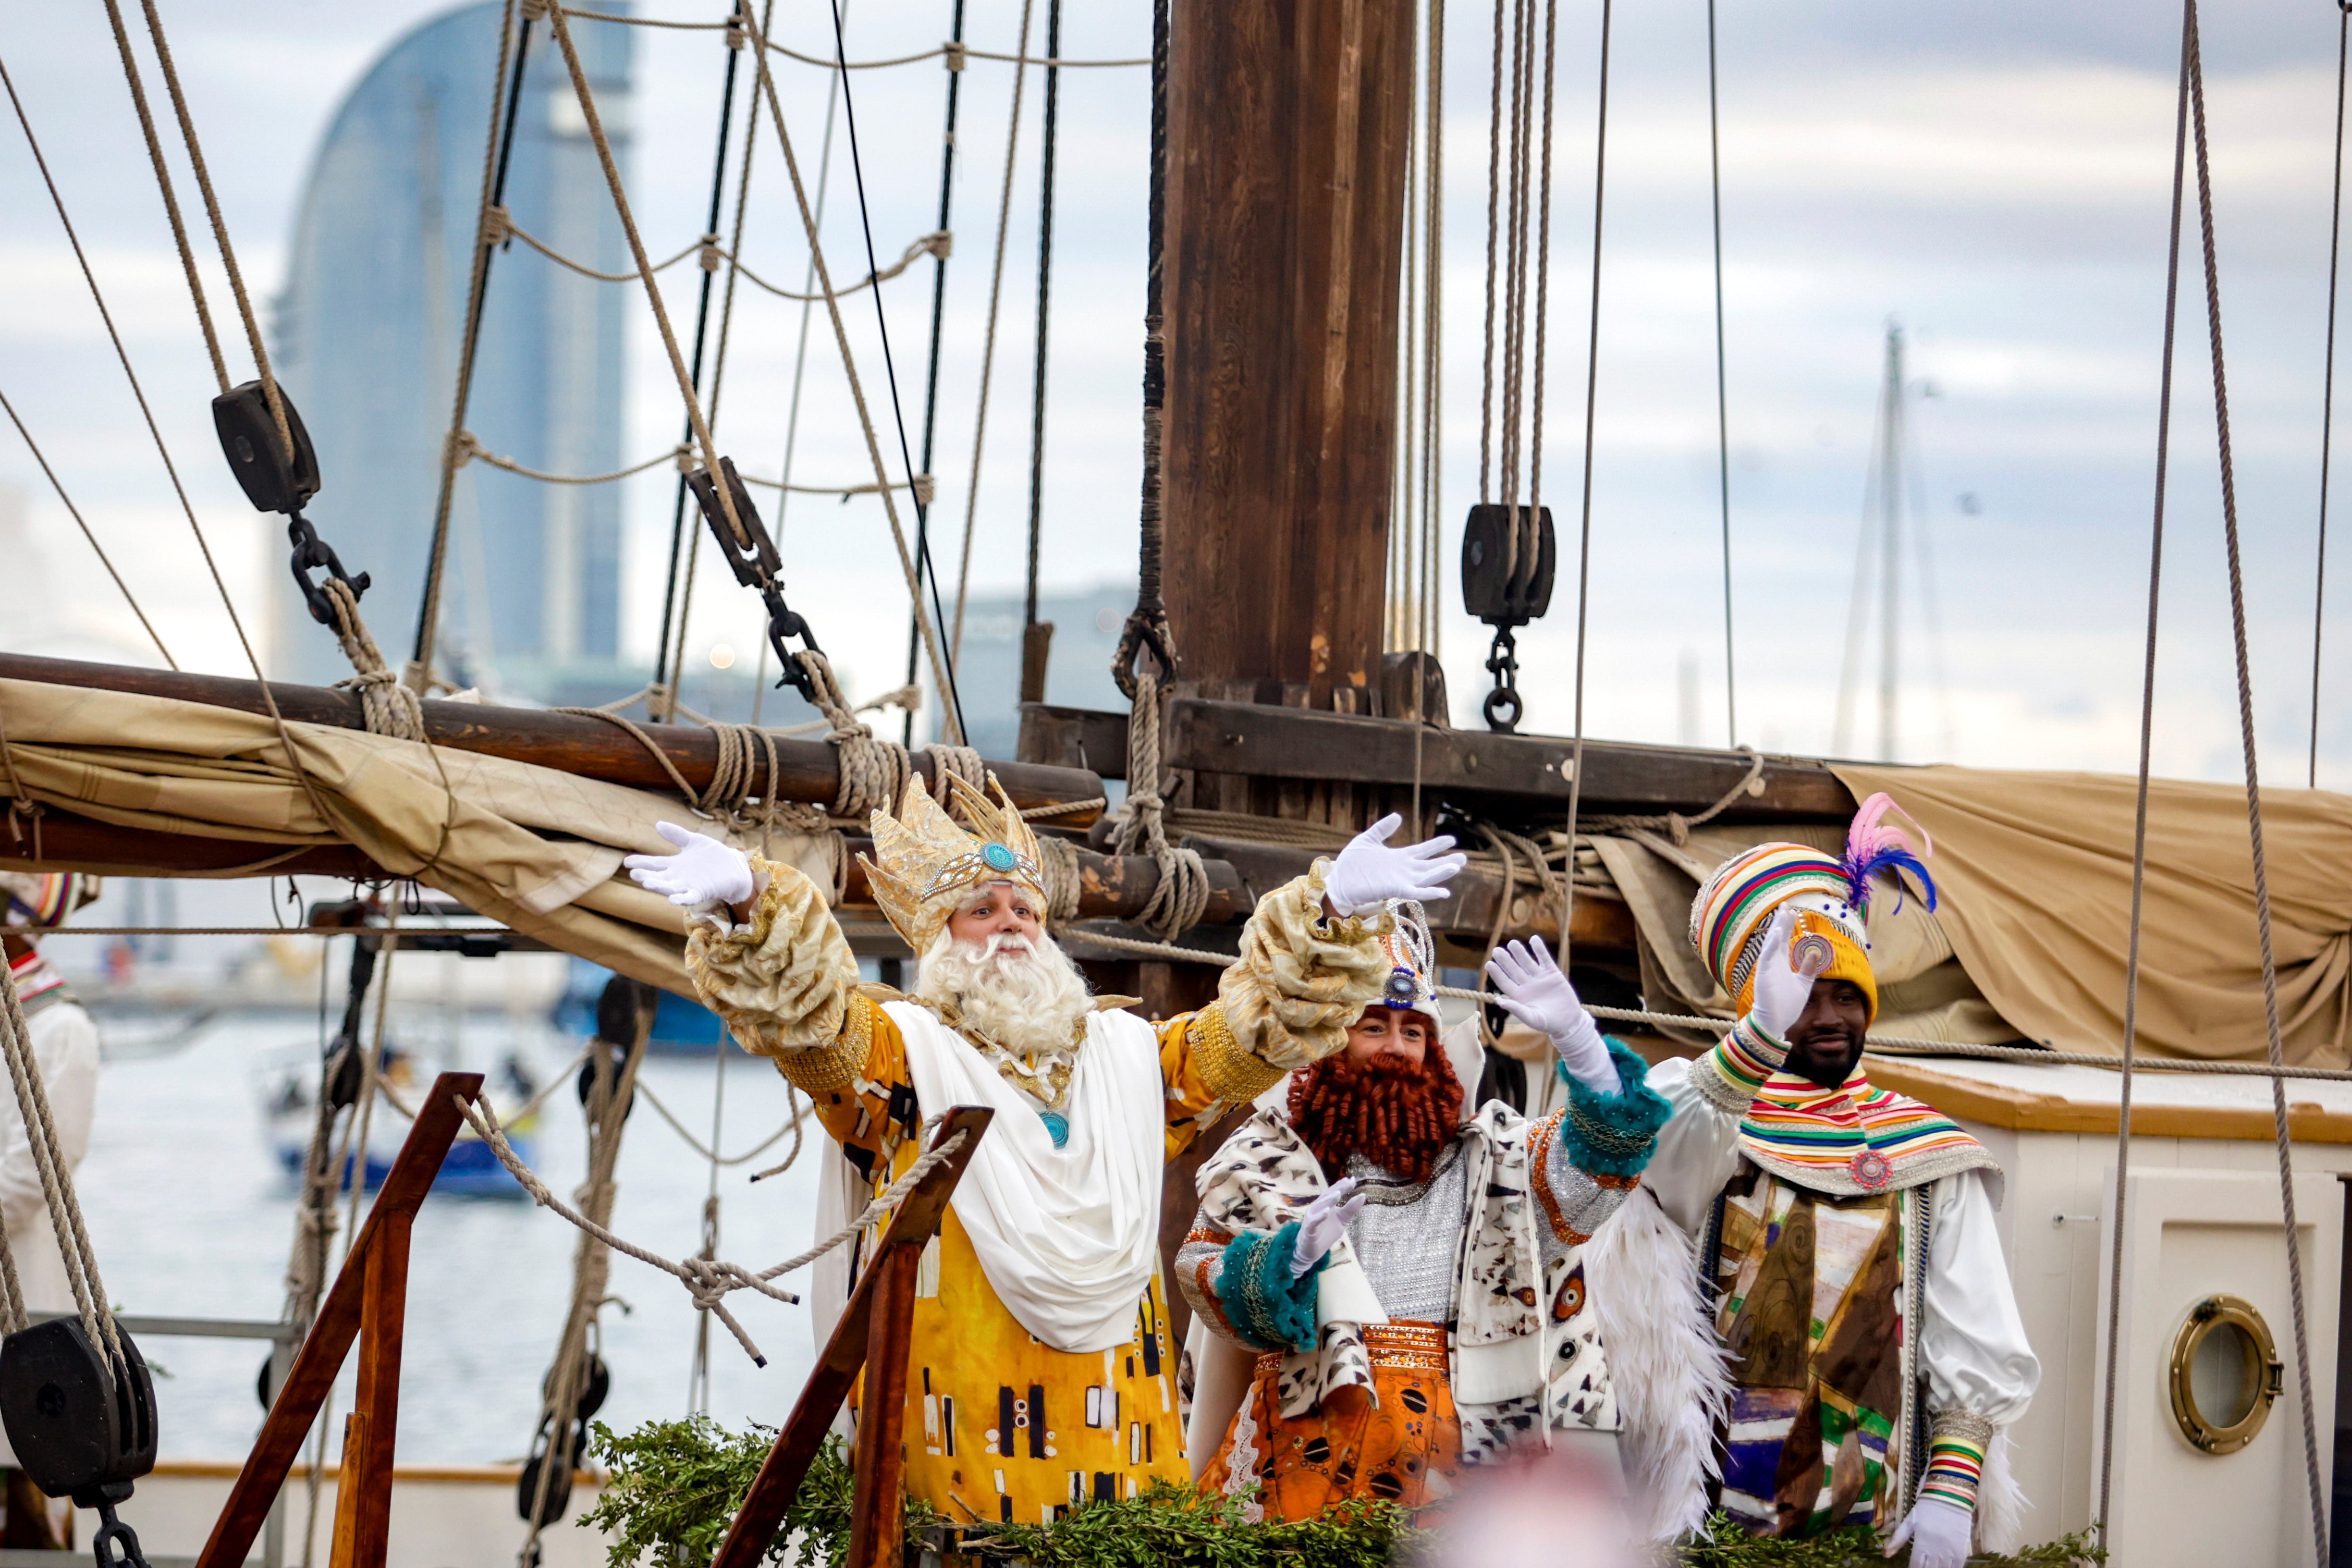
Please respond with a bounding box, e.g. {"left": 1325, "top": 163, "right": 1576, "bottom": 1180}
{"left": 1160, "top": 0, "right": 1415, "bottom": 707}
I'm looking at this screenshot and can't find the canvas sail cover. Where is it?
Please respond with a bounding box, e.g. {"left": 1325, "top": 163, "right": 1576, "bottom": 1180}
{"left": 0, "top": 676, "right": 838, "bottom": 997}
{"left": 1587, "top": 762, "right": 2352, "bottom": 1069}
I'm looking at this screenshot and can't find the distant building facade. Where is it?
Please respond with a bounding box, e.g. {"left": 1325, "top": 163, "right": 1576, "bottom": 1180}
{"left": 272, "top": 2, "right": 632, "bottom": 701}
{"left": 939, "top": 583, "right": 1135, "bottom": 761}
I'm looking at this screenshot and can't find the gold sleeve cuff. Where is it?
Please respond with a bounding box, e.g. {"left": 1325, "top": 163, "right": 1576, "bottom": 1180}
{"left": 769, "top": 993, "right": 875, "bottom": 1095}
{"left": 1189, "top": 1002, "right": 1287, "bottom": 1106}
{"left": 1215, "top": 868, "right": 1395, "bottom": 1074}
{"left": 685, "top": 853, "right": 861, "bottom": 1058}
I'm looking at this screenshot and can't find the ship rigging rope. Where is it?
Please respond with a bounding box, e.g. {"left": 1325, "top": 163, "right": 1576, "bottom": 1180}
{"left": 820, "top": 0, "right": 975, "bottom": 745}
{"left": 2093, "top": 18, "right": 2192, "bottom": 1540}
{"left": 520, "top": 1004, "right": 645, "bottom": 1561}
{"left": 456, "top": 1089, "right": 967, "bottom": 1369}
{"left": 0, "top": 909, "right": 126, "bottom": 1387}
{"left": 726, "top": 1, "right": 969, "bottom": 744}
{"left": 553, "top": 9, "right": 1144, "bottom": 67}
{"left": 947, "top": 0, "right": 1038, "bottom": 662}
{"left": 449, "top": 426, "right": 933, "bottom": 499}
{"left": 2186, "top": 1, "right": 2328, "bottom": 1548}
{"left": 1557, "top": 0, "right": 1611, "bottom": 969}
{"left": 655, "top": 16, "right": 760, "bottom": 722}
{"left": 411, "top": 0, "right": 527, "bottom": 695}
{"left": 2316, "top": 1, "right": 2352, "bottom": 789}
{"left": 540, "top": 3, "right": 764, "bottom": 647}
{"left": 483, "top": 205, "right": 947, "bottom": 303}
{"left": 0, "top": 387, "right": 177, "bottom": 670}
{"left": 1706, "top": 0, "right": 1737, "bottom": 746}
{"left": 0, "top": 51, "right": 337, "bottom": 832}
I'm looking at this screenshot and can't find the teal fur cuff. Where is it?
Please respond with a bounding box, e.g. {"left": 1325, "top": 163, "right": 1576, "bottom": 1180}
{"left": 1215, "top": 1222, "right": 1322, "bottom": 1354}
{"left": 1555, "top": 1038, "right": 1672, "bottom": 1178}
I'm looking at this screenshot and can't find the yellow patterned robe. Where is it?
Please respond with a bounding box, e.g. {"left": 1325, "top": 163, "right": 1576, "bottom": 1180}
{"left": 687, "top": 855, "right": 1389, "bottom": 1529}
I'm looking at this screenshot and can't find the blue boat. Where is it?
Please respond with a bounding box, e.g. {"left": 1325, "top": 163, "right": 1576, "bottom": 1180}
{"left": 262, "top": 1044, "right": 542, "bottom": 1199}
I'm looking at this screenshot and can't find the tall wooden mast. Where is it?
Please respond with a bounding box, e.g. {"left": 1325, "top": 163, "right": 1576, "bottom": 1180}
{"left": 1160, "top": 0, "right": 1416, "bottom": 706}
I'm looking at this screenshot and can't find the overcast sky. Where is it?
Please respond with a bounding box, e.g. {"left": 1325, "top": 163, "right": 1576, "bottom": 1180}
{"left": 4, "top": 0, "right": 2350, "bottom": 788}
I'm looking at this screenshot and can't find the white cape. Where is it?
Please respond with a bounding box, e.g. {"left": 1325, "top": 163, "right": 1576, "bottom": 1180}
{"left": 885, "top": 1000, "right": 1166, "bottom": 1353}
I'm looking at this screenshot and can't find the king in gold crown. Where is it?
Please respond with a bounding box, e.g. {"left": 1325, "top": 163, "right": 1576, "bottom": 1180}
{"left": 860, "top": 772, "right": 1050, "bottom": 953}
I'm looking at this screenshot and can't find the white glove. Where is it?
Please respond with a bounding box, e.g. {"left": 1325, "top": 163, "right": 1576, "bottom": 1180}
{"left": 623, "top": 822, "right": 755, "bottom": 909}
{"left": 1290, "top": 1177, "right": 1365, "bottom": 1278}
{"left": 1485, "top": 936, "right": 1618, "bottom": 1095}
{"left": 1882, "top": 1497, "right": 1973, "bottom": 1568}
{"left": 1749, "top": 905, "right": 1830, "bottom": 1040}
{"left": 1322, "top": 813, "right": 1467, "bottom": 917}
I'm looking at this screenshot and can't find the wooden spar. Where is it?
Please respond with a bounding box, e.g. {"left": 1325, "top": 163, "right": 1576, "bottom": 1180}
{"left": 0, "top": 806, "right": 1260, "bottom": 929}
{"left": 1160, "top": 0, "right": 1415, "bottom": 703}
{"left": 194, "top": 1073, "right": 484, "bottom": 1568}
{"left": 0, "top": 654, "right": 1104, "bottom": 824}
{"left": 1025, "top": 700, "right": 1860, "bottom": 820}
{"left": 707, "top": 1109, "right": 992, "bottom": 1568}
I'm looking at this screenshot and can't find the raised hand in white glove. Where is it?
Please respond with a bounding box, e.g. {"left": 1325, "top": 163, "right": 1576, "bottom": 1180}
{"left": 1290, "top": 1177, "right": 1366, "bottom": 1279}
{"left": 623, "top": 822, "right": 756, "bottom": 910}
{"left": 1322, "top": 813, "right": 1467, "bottom": 917}
{"left": 1485, "top": 936, "right": 1618, "bottom": 1095}
{"left": 1881, "top": 1497, "right": 1973, "bottom": 1568}
{"left": 1748, "top": 905, "right": 1830, "bottom": 1042}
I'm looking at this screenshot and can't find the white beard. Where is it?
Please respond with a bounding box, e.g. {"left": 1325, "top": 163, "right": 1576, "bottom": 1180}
{"left": 915, "top": 928, "right": 1094, "bottom": 1059}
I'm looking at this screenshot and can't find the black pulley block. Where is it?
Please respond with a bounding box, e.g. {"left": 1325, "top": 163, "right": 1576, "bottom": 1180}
{"left": 212, "top": 381, "right": 320, "bottom": 515}
{"left": 1460, "top": 503, "right": 1556, "bottom": 627}
{"left": 594, "top": 975, "right": 655, "bottom": 1048}
{"left": 0, "top": 1318, "right": 157, "bottom": 1504}
{"left": 514, "top": 1416, "right": 581, "bottom": 1526}
{"left": 540, "top": 1352, "right": 610, "bottom": 1426}
{"left": 575, "top": 1043, "right": 635, "bottom": 1123}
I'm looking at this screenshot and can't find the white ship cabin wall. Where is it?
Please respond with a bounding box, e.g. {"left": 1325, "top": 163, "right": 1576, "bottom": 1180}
{"left": 1867, "top": 1054, "right": 2352, "bottom": 1568}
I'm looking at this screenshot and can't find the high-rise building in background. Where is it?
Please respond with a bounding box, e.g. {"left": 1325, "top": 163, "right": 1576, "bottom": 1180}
{"left": 941, "top": 583, "right": 1135, "bottom": 760}
{"left": 272, "top": 2, "right": 632, "bottom": 703}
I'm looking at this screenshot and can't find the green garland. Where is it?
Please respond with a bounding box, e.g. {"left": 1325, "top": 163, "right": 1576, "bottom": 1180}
{"left": 578, "top": 1418, "right": 2105, "bottom": 1568}
{"left": 577, "top": 1417, "right": 942, "bottom": 1568}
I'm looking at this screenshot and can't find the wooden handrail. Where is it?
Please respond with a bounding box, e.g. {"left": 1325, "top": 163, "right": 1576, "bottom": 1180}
{"left": 192, "top": 1073, "right": 484, "bottom": 1568}
{"left": 709, "top": 1108, "right": 993, "bottom": 1568}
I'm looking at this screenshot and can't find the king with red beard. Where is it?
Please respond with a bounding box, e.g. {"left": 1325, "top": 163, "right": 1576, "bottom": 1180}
{"left": 1178, "top": 912, "right": 1723, "bottom": 1540}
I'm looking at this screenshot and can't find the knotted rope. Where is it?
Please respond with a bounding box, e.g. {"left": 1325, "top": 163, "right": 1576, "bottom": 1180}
{"left": 323, "top": 580, "right": 426, "bottom": 742}
{"left": 797, "top": 651, "right": 912, "bottom": 819}
{"left": 1106, "top": 670, "right": 1211, "bottom": 940}
{"left": 457, "top": 1091, "right": 965, "bottom": 1368}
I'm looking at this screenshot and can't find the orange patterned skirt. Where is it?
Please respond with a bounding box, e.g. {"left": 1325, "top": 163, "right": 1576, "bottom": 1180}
{"left": 1198, "top": 1321, "right": 1462, "bottom": 1522}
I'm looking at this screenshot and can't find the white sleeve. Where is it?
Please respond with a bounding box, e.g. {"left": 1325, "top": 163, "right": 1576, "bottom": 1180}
{"left": 1641, "top": 1055, "right": 1748, "bottom": 1239}
{"left": 0, "top": 1003, "right": 100, "bottom": 1244}
{"left": 1920, "top": 1168, "right": 2040, "bottom": 1427}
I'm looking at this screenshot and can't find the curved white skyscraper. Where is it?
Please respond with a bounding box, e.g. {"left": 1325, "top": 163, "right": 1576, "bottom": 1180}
{"left": 273, "top": 3, "right": 632, "bottom": 701}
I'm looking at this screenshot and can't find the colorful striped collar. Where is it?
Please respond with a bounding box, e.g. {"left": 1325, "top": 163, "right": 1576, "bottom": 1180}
{"left": 1736, "top": 1065, "right": 1995, "bottom": 1198}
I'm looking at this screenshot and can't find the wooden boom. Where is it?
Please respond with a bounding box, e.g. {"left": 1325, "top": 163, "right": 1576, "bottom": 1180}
{"left": 0, "top": 653, "right": 1105, "bottom": 825}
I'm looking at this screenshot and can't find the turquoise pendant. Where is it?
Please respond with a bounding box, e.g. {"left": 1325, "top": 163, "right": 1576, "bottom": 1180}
{"left": 1039, "top": 1110, "right": 1070, "bottom": 1148}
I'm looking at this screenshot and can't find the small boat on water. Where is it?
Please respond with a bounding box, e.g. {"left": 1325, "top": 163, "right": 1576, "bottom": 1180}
{"left": 259, "top": 1042, "right": 542, "bottom": 1198}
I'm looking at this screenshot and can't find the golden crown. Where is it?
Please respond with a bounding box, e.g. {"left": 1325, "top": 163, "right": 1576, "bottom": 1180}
{"left": 860, "top": 772, "right": 1049, "bottom": 953}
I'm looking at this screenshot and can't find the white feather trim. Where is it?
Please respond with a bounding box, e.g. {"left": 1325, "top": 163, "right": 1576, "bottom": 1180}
{"left": 1973, "top": 1428, "right": 2028, "bottom": 1552}
{"left": 1585, "top": 1183, "right": 1732, "bottom": 1542}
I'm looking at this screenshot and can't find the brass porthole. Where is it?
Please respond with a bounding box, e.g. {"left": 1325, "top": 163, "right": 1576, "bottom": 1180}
{"left": 2168, "top": 1294, "right": 2283, "bottom": 1455}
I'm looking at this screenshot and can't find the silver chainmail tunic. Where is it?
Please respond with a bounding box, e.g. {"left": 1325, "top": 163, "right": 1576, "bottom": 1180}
{"left": 1341, "top": 1141, "right": 1474, "bottom": 1322}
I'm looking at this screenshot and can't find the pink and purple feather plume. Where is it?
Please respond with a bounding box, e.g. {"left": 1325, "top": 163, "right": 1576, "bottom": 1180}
{"left": 1843, "top": 792, "right": 1937, "bottom": 913}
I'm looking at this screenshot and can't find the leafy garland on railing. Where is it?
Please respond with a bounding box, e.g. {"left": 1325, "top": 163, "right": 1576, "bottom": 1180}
{"left": 579, "top": 1418, "right": 2104, "bottom": 1568}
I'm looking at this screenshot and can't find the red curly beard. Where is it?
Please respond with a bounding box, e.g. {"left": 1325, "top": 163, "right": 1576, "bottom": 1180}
{"left": 1288, "top": 1037, "right": 1465, "bottom": 1184}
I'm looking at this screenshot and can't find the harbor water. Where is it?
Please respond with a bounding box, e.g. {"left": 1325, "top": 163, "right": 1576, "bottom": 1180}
{"left": 76, "top": 1000, "right": 829, "bottom": 1467}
